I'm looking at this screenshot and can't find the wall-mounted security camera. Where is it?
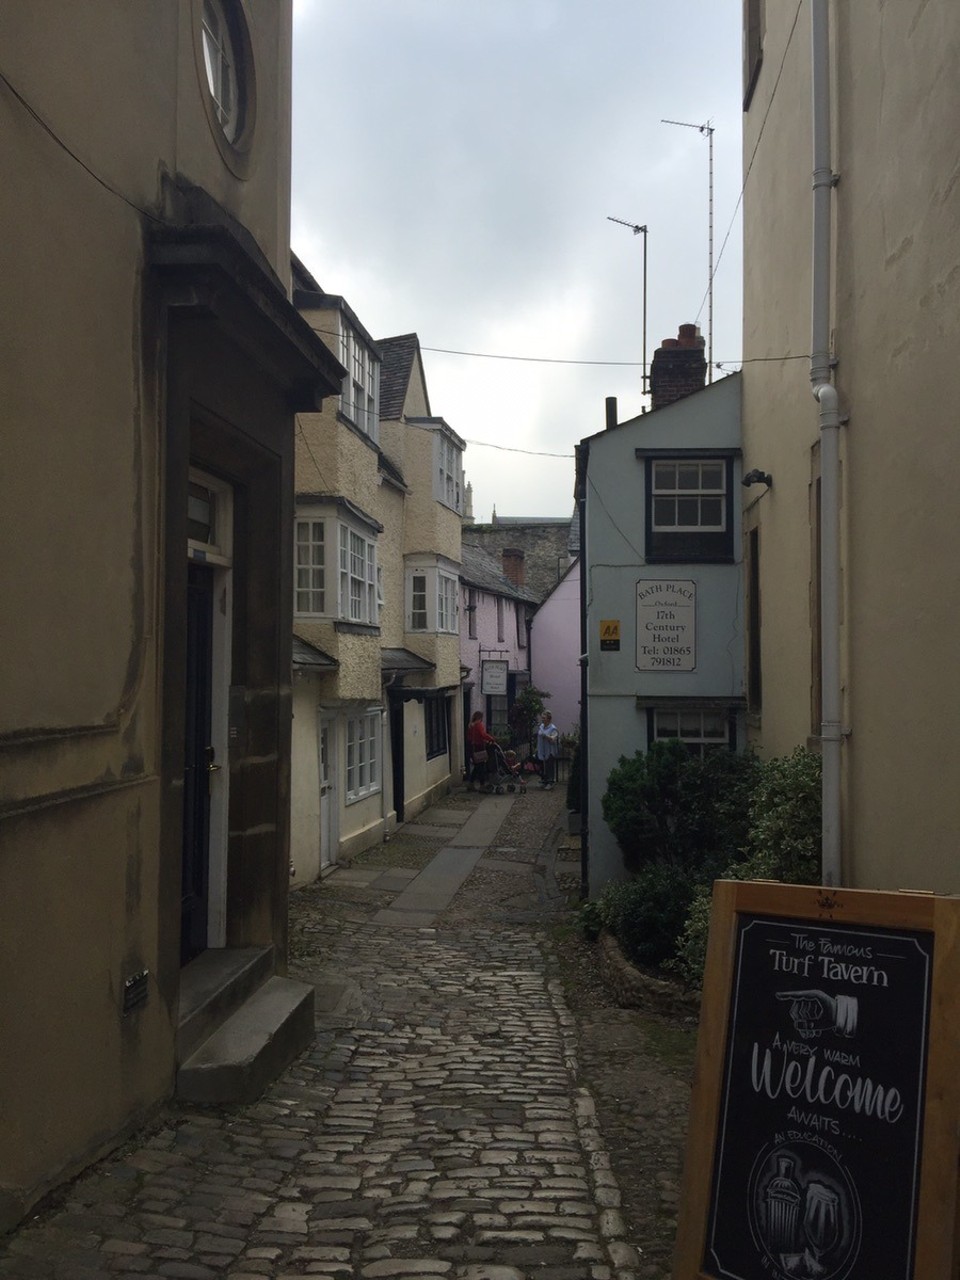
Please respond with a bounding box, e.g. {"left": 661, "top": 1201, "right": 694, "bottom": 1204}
{"left": 742, "top": 468, "right": 773, "bottom": 488}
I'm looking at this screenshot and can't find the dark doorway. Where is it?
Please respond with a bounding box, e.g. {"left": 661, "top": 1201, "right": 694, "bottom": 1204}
{"left": 389, "top": 697, "right": 405, "bottom": 823}
{"left": 181, "top": 563, "right": 214, "bottom": 964}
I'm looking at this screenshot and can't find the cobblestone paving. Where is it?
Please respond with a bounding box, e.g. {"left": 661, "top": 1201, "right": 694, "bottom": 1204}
{"left": 0, "top": 786, "right": 693, "bottom": 1280}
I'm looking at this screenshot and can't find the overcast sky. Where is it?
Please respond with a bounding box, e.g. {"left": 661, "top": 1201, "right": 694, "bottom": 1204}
{"left": 290, "top": 1, "right": 743, "bottom": 521}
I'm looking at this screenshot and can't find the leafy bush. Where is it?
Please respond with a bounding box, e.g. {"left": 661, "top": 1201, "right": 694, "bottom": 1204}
{"left": 507, "top": 684, "right": 550, "bottom": 748}
{"left": 741, "top": 746, "right": 822, "bottom": 883}
{"left": 601, "top": 740, "right": 760, "bottom": 876}
{"left": 566, "top": 741, "right": 582, "bottom": 813}
{"left": 583, "top": 862, "right": 697, "bottom": 969}
{"left": 669, "top": 747, "right": 823, "bottom": 987}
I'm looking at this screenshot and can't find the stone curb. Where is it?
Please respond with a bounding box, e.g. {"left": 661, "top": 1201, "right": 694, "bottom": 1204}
{"left": 596, "top": 931, "right": 701, "bottom": 1019}
{"left": 544, "top": 974, "right": 642, "bottom": 1280}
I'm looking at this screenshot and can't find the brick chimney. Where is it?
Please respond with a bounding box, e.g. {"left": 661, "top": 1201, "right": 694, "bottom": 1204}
{"left": 649, "top": 323, "right": 707, "bottom": 410}
{"left": 502, "top": 548, "right": 525, "bottom": 587}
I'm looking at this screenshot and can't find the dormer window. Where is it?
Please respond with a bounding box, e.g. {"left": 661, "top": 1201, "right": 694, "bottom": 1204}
{"left": 339, "top": 324, "right": 379, "bottom": 441}
{"left": 435, "top": 433, "right": 464, "bottom": 514}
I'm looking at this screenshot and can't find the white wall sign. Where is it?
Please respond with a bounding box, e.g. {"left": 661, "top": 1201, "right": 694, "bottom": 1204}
{"left": 480, "top": 659, "right": 509, "bottom": 695}
{"left": 636, "top": 579, "right": 696, "bottom": 671}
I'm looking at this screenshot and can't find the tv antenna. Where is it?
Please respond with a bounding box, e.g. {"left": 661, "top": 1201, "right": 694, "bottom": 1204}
{"left": 606, "top": 216, "right": 648, "bottom": 395}
{"left": 662, "top": 117, "right": 715, "bottom": 382}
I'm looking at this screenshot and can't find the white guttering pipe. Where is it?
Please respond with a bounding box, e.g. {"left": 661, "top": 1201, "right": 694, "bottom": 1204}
{"left": 810, "top": 0, "right": 842, "bottom": 887}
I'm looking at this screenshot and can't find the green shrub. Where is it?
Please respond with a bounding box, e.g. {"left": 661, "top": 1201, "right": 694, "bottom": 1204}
{"left": 742, "top": 746, "right": 822, "bottom": 883}
{"left": 507, "top": 684, "right": 550, "bottom": 747}
{"left": 566, "top": 741, "right": 582, "bottom": 813}
{"left": 593, "top": 862, "right": 698, "bottom": 969}
{"left": 669, "top": 884, "right": 716, "bottom": 986}
{"left": 601, "top": 740, "right": 760, "bottom": 876}
{"left": 669, "top": 747, "right": 823, "bottom": 987}
{"left": 578, "top": 896, "right": 605, "bottom": 941}
{"left": 601, "top": 739, "right": 693, "bottom": 870}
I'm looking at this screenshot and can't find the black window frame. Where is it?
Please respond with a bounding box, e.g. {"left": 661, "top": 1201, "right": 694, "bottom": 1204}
{"left": 641, "top": 449, "right": 737, "bottom": 564}
{"left": 645, "top": 705, "right": 739, "bottom": 757}
{"left": 424, "top": 693, "right": 449, "bottom": 760}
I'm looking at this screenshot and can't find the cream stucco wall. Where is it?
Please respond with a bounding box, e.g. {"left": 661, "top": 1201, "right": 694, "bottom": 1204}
{"left": 742, "top": 3, "right": 960, "bottom": 892}
{"left": 0, "top": 0, "right": 297, "bottom": 1225}
{"left": 375, "top": 482, "right": 408, "bottom": 647}
{"left": 401, "top": 423, "right": 464, "bottom": 557}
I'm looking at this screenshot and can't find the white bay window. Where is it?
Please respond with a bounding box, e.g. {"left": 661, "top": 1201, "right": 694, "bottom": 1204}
{"left": 406, "top": 557, "right": 460, "bottom": 634}
{"left": 295, "top": 504, "right": 380, "bottom": 626}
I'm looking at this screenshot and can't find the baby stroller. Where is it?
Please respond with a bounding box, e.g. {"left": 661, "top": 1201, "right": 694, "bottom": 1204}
{"left": 485, "top": 743, "right": 527, "bottom": 794}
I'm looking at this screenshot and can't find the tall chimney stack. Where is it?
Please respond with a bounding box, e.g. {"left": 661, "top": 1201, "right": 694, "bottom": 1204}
{"left": 649, "top": 323, "right": 707, "bottom": 410}
{"left": 502, "top": 548, "right": 525, "bottom": 587}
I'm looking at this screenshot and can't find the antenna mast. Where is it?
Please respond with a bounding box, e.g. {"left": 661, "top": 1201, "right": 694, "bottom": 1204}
{"left": 606, "top": 216, "right": 648, "bottom": 397}
{"left": 662, "top": 117, "right": 715, "bottom": 382}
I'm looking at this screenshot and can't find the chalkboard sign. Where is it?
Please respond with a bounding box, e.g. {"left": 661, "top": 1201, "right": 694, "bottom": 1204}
{"left": 673, "top": 882, "right": 960, "bottom": 1280}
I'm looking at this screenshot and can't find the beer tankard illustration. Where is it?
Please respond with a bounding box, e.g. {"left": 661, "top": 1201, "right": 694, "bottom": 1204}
{"left": 764, "top": 1156, "right": 802, "bottom": 1252}
{"left": 802, "top": 1181, "right": 840, "bottom": 1274}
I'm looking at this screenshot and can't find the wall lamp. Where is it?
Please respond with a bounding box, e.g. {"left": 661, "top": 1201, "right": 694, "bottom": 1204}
{"left": 742, "top": 468, "right": 773, "bottom": 488}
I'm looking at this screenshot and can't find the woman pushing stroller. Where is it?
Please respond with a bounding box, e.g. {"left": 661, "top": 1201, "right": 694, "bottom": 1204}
{"left": 466, "top": 710, "right": 496, "bottom": 791}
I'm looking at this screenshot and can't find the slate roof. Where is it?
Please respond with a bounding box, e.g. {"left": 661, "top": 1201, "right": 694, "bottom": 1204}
{"left": 377, "top": 334, "right": 422, "bottom": 420}
{"left": 291, "top": 253, "right": 323, "bottom": 293}
{"left": 381, "top": 648, "right": 435, "bottom": 672}
{"left": 292, "top": 636, "right": 338, "bottom": 669}
{"left": 378, "top": 449, "right": 407, "bottom": 490}
{"left": 460, "top": 542, "right": 540, "bottom": 605}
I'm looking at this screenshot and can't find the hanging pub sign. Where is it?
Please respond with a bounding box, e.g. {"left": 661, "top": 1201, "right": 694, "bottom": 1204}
{"left": 673, "top": 880, "right": 960, "bottom": 1280}
{"left": 480, "top": 659, "right": 508, "bottom": 696}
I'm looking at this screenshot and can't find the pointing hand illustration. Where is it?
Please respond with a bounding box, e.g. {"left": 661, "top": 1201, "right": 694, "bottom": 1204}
{"left": 776, "top": 989, "right": 859, "bottom": 1039}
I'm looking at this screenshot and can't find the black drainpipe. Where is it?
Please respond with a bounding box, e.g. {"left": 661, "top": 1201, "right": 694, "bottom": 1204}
{"left": 575, "top": 438, "right": 590, "bottom": 900}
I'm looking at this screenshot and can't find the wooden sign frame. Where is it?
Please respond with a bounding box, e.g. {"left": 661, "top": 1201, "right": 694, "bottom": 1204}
{"left": 673, "top": 880, "right": 960, "bottom": 1280}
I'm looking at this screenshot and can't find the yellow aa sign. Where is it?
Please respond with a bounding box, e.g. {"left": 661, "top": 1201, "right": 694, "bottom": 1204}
{"left": 599, "top": 619, "right": 620, "bottom": 649}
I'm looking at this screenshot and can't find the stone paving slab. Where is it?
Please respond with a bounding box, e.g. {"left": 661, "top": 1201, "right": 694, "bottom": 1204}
{"left": 397, "top": 823, "right": 463, "bottom": 840}
{"left": 419, "top": 807, "right": 472, "bottom": 826}
{"left": 371, "top": 846, "right": 488, "bottom": 925}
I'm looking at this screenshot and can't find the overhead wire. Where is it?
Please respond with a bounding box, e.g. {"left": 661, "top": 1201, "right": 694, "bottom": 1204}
{"left": 0, "top": 67, "right": 166, "bottom": 225}
{"left": 693, "top": 0, "right": 805, "bottom": 324}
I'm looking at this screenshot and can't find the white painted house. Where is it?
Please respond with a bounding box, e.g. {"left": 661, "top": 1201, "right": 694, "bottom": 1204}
{"left": 578, "top": 329, "right": 744, "bottom": 893}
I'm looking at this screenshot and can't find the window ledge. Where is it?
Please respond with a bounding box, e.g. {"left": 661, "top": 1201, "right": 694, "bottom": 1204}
{"left": 644, "top": 555, "right": 737, "bottom": 565}
{"left": 335, "top": 621, "right": 381, "bottom": 636}
{"left": 345, "top": 787, "right": 382, "bottom": 805}
{"left": 336, "top": 410, "right": 379, "bottom": 449}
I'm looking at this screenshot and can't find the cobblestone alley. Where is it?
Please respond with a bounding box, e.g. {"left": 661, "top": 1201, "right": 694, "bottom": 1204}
{"left": 0, "top": 786, "right": 694, "bottom": 1280}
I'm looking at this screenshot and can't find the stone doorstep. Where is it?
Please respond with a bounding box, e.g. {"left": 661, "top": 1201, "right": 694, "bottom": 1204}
{"left": 176, "top": 975, "right": 315, "bottom": 1105}
{"left": 176, "top": 946, "right": 275, "bottom": 1062}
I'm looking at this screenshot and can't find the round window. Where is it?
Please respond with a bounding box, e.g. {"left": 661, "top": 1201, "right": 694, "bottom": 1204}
{"left": 194, "top": 0, "right": 257, "bottom": 176}
{"left": 201, "top": 0, "right": 241, "bottom": 142}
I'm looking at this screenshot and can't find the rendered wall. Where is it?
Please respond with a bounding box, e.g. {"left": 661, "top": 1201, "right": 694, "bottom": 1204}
{"left": 0, "top": 0, "right": 296, "bottom": 1226}
{"left": 461, "top": 587, "right": 530, "bottom": 720}
{"left": 290, "top": 678, "right": 321, "bottom": 884}
{"left": 531, "top": 562, "right": 581, "bottom": 737}
{"left": 742, "top": 3, "right": 960, "bottom": 891}
{"left": 584, "top": 377, "right": 743, "bottom": 892}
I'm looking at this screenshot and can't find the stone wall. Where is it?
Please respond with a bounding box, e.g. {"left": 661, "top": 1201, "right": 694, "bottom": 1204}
{"left": 464, "top": 521, "right": 574, "bottom": 603}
